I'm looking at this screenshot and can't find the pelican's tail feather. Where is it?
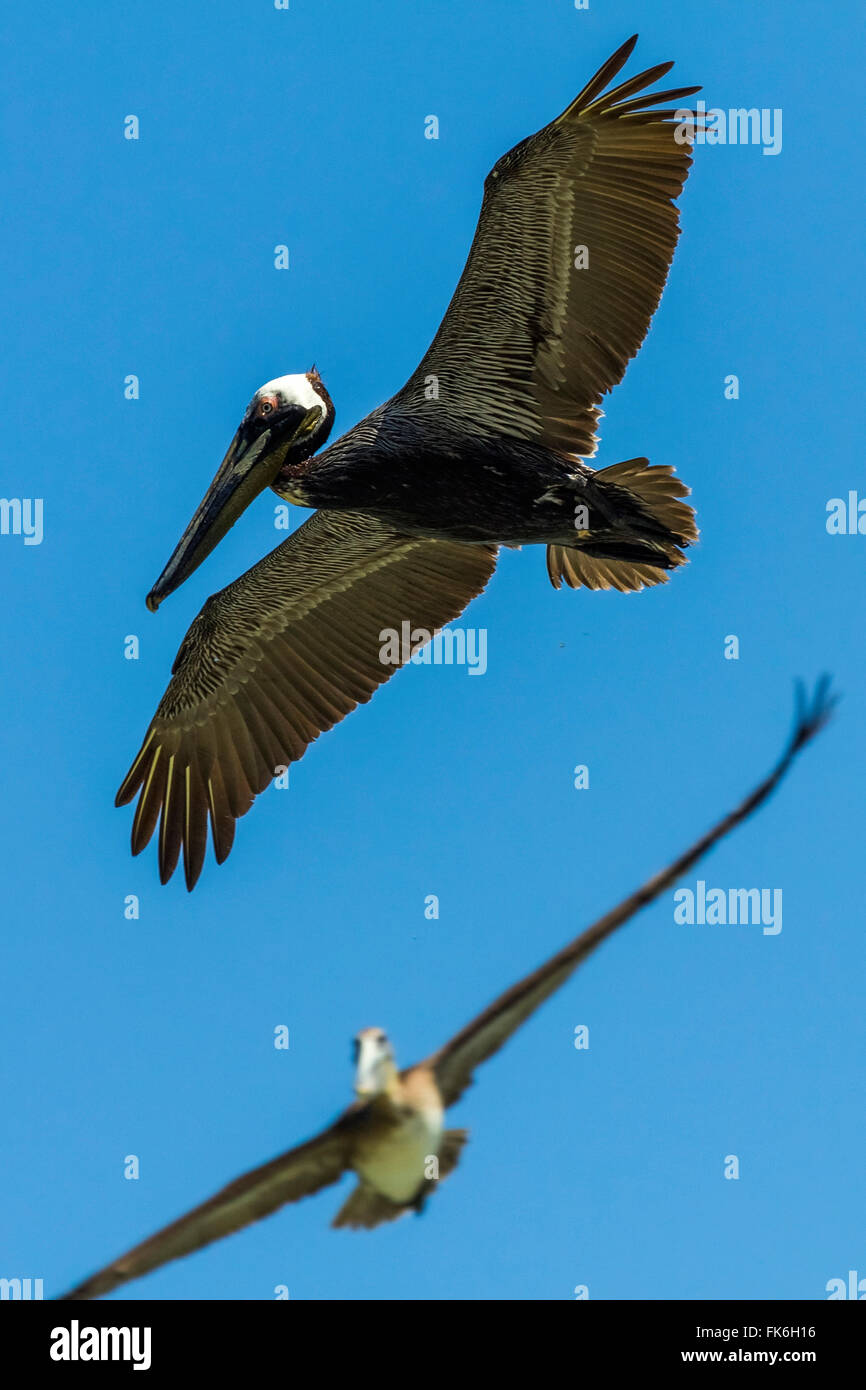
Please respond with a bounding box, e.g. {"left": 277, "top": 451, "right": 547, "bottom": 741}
{"left": 331, "top": 1185, "right": 407, "bottom": 1230}
{"left": 548, "top": 457, "right": 697, "bottom": 591}
{"left": 333, "top": 1130, "right": 469, "bottom": 1230}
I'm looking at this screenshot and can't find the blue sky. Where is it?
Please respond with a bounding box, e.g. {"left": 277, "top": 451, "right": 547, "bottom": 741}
{"left": 2, "top": 1, "right": 864, "bottom": 1301}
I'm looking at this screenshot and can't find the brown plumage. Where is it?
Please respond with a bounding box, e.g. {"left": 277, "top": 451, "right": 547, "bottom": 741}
{"left": 117, "top": 513, "right": 497, "bottom": 888}
{"left": 64, "top": 681, "right": 833, "bottom": 1299}
{"left": 118, "top": 36, "right": 705, "bottom": 888}
{"left": 392, "top": 43, "right": 701, "bottom": 460}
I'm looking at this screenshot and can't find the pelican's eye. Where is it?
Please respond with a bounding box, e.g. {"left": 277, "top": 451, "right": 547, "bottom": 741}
{"left": 257, "top": 397, "right": 277, "bottom": 418}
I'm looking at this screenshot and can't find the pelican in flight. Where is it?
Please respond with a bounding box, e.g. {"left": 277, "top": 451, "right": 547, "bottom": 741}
{"left": 118, "top": 36, "right": 703, "bottom": 887}
{"left": 65, "top": 682, "right": 834, "bottom": 1299}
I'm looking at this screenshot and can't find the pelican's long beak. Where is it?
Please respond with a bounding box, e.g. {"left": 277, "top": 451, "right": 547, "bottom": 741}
{"left": 145, "top": 426, "right": 282, "bottom": 612}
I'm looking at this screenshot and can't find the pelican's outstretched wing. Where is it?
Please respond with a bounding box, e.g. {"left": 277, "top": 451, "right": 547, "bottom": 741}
{"left": 58, "top": 1105, "right": 367, "bottom": 1300}
{"left": 391, "top": 35, "right": 700, "bottom": 458}
{"left": 117, "top": 509, "right": 497, "bottom": 888}
{"left": 427, "top": 681, "right": 837, "bottom": 1106}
